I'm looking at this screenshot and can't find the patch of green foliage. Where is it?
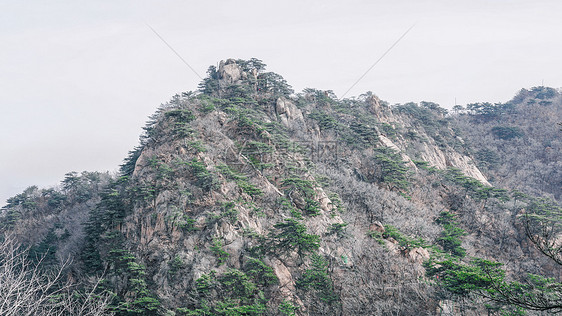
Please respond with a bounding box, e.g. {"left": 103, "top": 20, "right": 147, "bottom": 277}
{"left": 395, "top": 102, "right": 447, "bottom": 135}
{"left": 349, "top": 122, "right": 379, "bottom": 146}
{"left": 281, "top": 178, "right": 323, "bottom": 216}
{"left": 120, "top": 145, "right": 144, "bottom": 177}
{"left": 45, "top": 189, "right": 67, "bottom": 209}
{"left": 186, "top": 140, "right": 206, "bottom": 153}
{"left": 309, "top": 111, "right": 339, "bottom": 130}
{"left": 303, "top": 198, "right": 321, "bottom": 216}
{"left": 426, "top": 255, "right": 562, "bottom": 313}
{"left": 221, "top": 201, "right": 239, "bottom": 224}
{"left": 170, "top": 212, "right": 197, "bottom": 232}
{"left": 131, "top": 157, "right": 176, "bottom": 209}
{"left": 186, "top": 159, "right": 219, "bottom": 192}
{"left": 522, "top": 197, "right": 562, "bottom": 265}
{"left": 169, "top": 255, "right": 186, "bottom": 276}
{"left": 256, "top": 70, "right": 294, "bottom": 97}
{"left": 243, "top": 257, "right": 279, "bottom": 287}
{"left": 263, "top": 121, "right": 290, "bottom": 149}
{"left": 165, "top": 108, "right": 196, "bottom": 138}
{"left": 1, "top": 186, "right": 38, "bottom": 230}
{"left": 529, "top": 86, "right": 558, "bottom": 99}
{"left": 28, "top": 229, "right": 59, "bottom": 266}
{"left": 328, "top": 193, "right": 345, "bottom": 214}
{"left": 475, "top": 148, "right": 500, "bottom": 171}
{"left": 327, "top": 222, "right": 348, "bottom": 239}
{"left": 278, "top": 197, "right": 303, "bottom": 219}
{"left": 307, "top": 103, "right": 382, "bottom": 149}
{"left": 301, "top": 88, "right": 338, "bottom": 107}
{"left": 240, "top": 141, "right": 275, "bottom": 171}
{"left": 107, "top": 250, "right": 161, "bottom": 315}
{"left": 278, "top": 300, "right": 298, "bottom": 316}
{"left": 267, "top": 218, "right": 320, "bottom": 258}
{"left": 383, "top": 225, "right": 430, "bottom": 250}
{"left": 296, "top": 254, "right": 338, "bottom": 304}
{"left": 380, "top": 123, "right": 398, "bottom": 140}
{"left": 187, "top": 268, "right": 268, "bottom": 315}
{"left": 425, "top": 257, "right": 504, "bottom": 296}
{"left": 372, "top": 147, "right": 410, "bottom": 191}
{"left": 210, "top": 237, "right": 230, "bottom": 266}
{"left": 444, "top": 168, "right": 509, "bottom": 202}
{"left": 281, "top": 178, "right": 316, "bottom": 197}
{"left": 196, "top": 95, "right": 228, "bottom": 113}
{"left": 491, "top": 126, "right": 524, "bottom": 140}
{"left": 412, "top": 160, "right": 439, "bottom": 173}
{"left": 367, "top": 230, "right": 386, "bottom": 245}
{"left": 82, "top": 178, "right": 133, "bottom": 273}
{"left": 435, "top": 211, "right": 467, "bottom": 258}
{"left": 466, "top": 102, "right": 504, "bottom": 121}
{"left": 425, "top": 193, "right": 562, "bottom": 313}
{"left": 216, "top": 164, "right": 263, "bottom": 197}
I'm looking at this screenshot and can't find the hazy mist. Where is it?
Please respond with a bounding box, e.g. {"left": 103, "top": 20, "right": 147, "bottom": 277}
{"left": 2, "top": 0, "right": 561, "bottom": 204}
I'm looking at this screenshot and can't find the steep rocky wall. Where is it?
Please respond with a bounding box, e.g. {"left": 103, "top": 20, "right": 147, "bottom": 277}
{"left": 369, "top": 98, "right": 490, "bottom": 185}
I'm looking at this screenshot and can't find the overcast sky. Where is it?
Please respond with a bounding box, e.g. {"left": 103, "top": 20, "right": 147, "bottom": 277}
{"left": 1, "top": 0, "right": 561, "bottom": 205}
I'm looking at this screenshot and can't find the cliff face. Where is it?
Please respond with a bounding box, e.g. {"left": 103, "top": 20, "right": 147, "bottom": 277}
{"left": 365, "top": 97, "right": 490, "bottom": 185}
{"left": 2, "top": 59, "right": 560, "bottom": 315}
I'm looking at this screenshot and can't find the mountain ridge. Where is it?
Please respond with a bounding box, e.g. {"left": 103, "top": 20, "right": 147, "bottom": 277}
{"left": 1, "top": 58, "right": 561, "bottom": 315}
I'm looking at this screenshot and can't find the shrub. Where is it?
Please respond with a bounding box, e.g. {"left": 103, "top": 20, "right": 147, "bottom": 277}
{"left": 210, "top": 238, "right": 230, "bottom": 266}
{"left": 174, "top": 214, "right": 197, "bottom": 232}
{"left": 372, "top": 147, "right": 410, "bottom": 191}
{"left": 281, "top": 178, "right": 315, "bottom": 198}
{"left": 327, "top": 222, "right": 348, "bottom": 238}
{"left": 435, "top": 211, "right": 466, "bottom": 258}
{"left": 491, "top": 126, "right": 524, "bottom": 140}
{"left": 165, "top": 109, "right": 196, "bottom": 138}
{"left": 425, "top": 257, "right": 503, "bottom": 296}
{"left": 297, "top": 254, "right": 338, "bottom": 304}
{"left": 243, "top": 257, "right": 278, "bottom": 287}
{"left": 216, "top": 164, "right": 263, "bottom": 197}
{"left": 383, "top": 225, "right": 429, "bottom": 249}
{"left": 309, "top": 111, "right": 339, "bottom": 130}
{"left": 188, "top": 159, "right": 219, "bottom": 192}
{"left": 303, "top": 198, "right": 321, "bottom": 216}
{"left": 192, "top": 268, "right": 268, "bottom": 315}
{"left": 349, "top": 122, "right": 379, "bottom": 146}
{"left": 169, "top": 255, "right": 185, "bottom": 275}
{"left": 278, "top": 300, "right": 298, "bottom": 316}
{"left": 268, "top": 219, "right": 320, "bottom": 257}
{"left": 475, "top": 148, "right": 500, "bottom": 170}
{"left": 222, "top": 201, "right": 238, "bottom": 224}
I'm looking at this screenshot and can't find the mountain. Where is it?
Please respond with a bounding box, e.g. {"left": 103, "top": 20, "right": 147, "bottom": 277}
{"left": 1, "top": 58, "right": 561, "bottom": 315}
{"left": 454, "top": 87, "right": 562, "bottom": 200}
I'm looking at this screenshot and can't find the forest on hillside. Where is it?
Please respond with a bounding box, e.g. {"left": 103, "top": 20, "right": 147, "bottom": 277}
{"left": 1, "top": 60, "right": 561, "bottom": 315}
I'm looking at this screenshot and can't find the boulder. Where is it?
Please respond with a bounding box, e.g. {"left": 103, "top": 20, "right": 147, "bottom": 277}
{"left": 275, "top": 97, "right": 304, "bottom": 126}
{"left": 218, "top": 59, "right": 242, "bottom": 83}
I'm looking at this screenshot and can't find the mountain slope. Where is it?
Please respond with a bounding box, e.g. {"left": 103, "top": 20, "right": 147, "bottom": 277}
{"left": 454, "top": 87, "right": 562, "bottom": 200}
{"left": 1, "top": 59, "right": 560, "bottom": 315}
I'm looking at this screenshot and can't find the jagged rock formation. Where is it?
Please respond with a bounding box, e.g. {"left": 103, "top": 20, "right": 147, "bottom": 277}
{"left": 275, "top": 97, "right": 304, "bottom": 127}
{"left": 1, "top": 59, "right": 561, "bottom": 315}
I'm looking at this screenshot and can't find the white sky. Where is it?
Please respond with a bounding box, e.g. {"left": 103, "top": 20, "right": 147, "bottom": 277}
{"left": 1, "top": 0, "right": 561, "bottom": 205}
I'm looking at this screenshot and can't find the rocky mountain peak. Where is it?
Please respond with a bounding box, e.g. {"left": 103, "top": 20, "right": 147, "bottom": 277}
{"left": 2, "top": 59, "right": 561, "bottom": 315}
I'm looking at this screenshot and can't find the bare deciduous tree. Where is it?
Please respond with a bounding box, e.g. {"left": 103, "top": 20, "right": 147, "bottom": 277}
{"left": 0, "top": 235, "right": 113, "bottom": 316}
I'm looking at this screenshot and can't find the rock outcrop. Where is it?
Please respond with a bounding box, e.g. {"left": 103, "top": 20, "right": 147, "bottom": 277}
{"left": 275, "top": 97, "right": 304, "bottom": 126}
{"left": 218, "top": 58, "right": 242, "bottom": 83}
